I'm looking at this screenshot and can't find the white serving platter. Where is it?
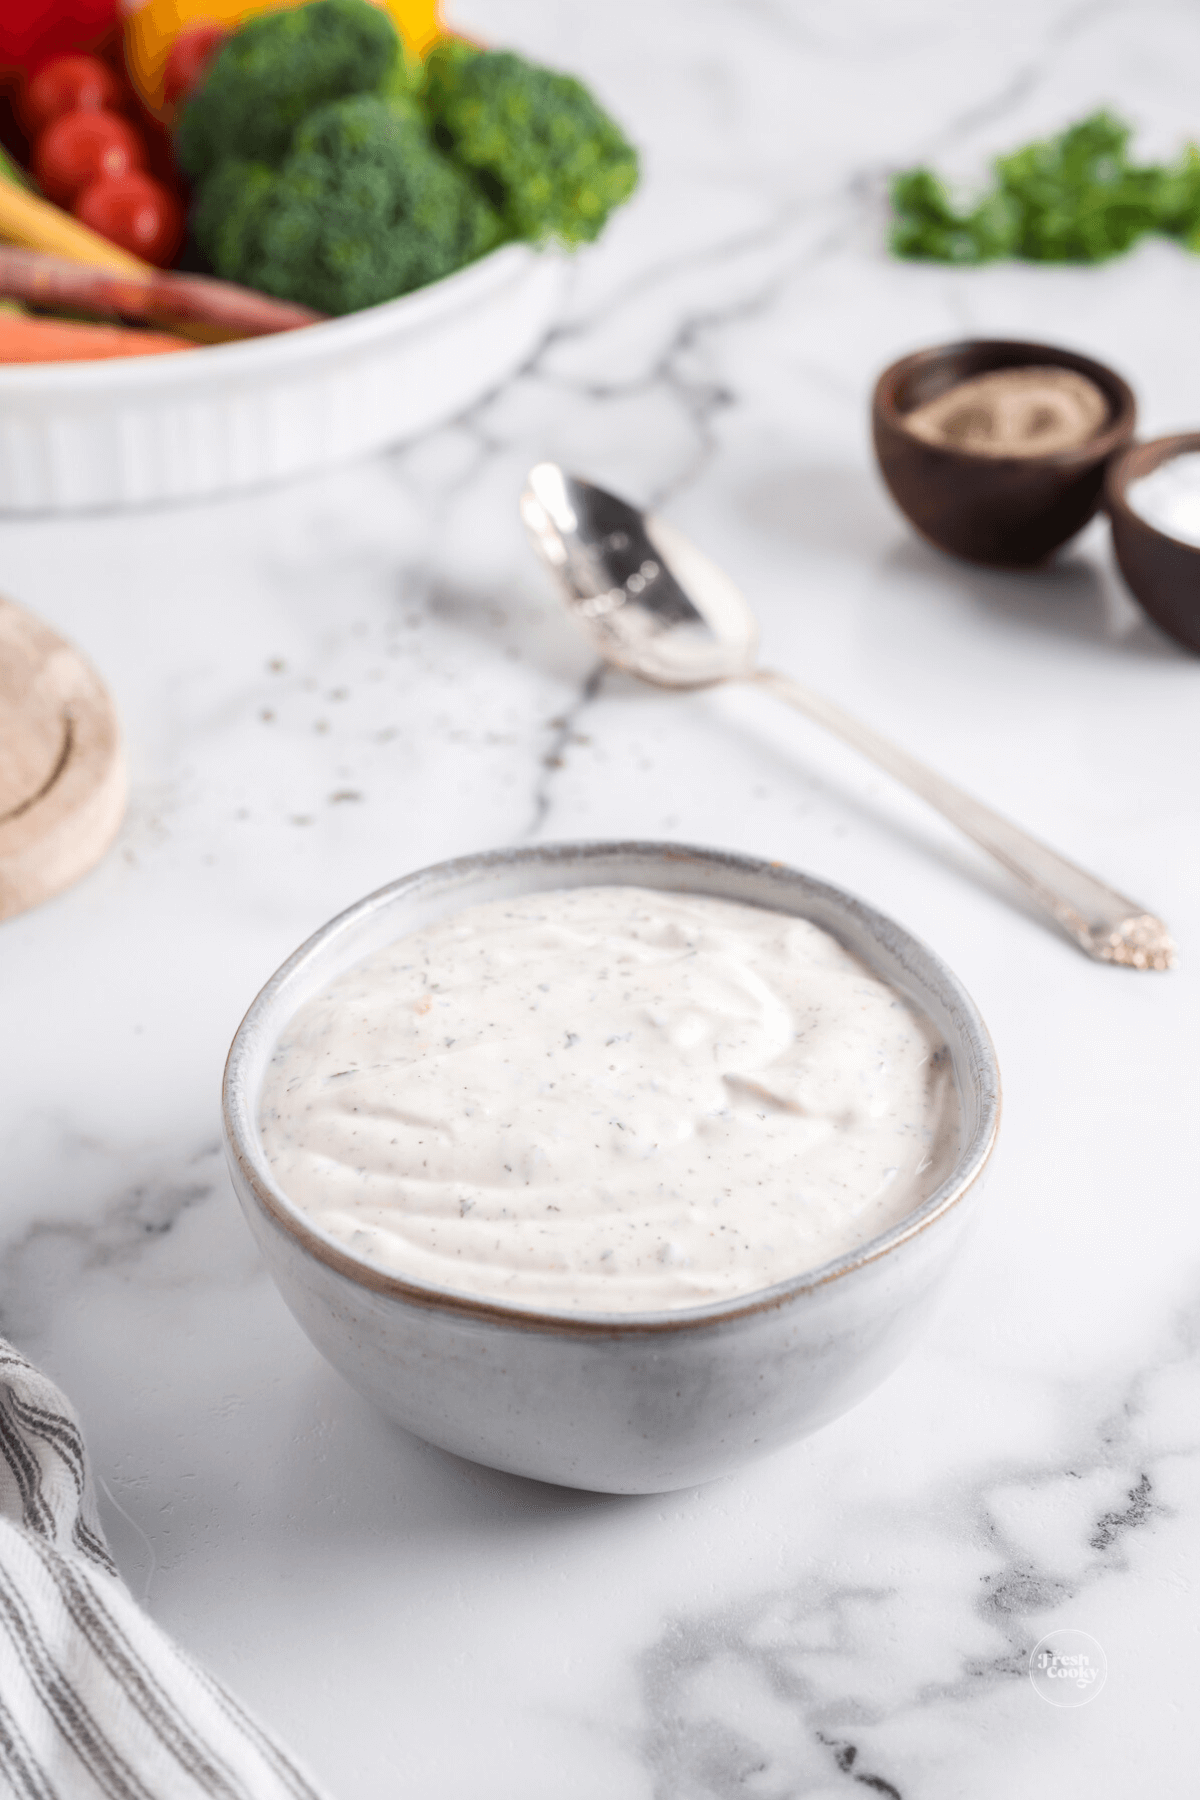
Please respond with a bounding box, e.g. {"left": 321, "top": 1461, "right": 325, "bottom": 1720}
{"left": 0, "top": 243, "right": 566, "bottom": 512}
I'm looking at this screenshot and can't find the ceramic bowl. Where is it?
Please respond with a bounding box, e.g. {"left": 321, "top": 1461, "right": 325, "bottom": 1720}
{"left": 0, "top": 244, "right": 565, "bottom": 514}
{"left": 1105, "top": 433, "right": 1200, "bottom": 654}
{"left": 222, "top": 842, "right": 1000, "bottom": 1494}
{"left": 872, "top": 337, "right": 1136, "bottom": 567}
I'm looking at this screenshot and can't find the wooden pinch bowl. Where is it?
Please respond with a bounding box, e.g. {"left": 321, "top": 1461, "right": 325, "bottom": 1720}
{"left": 1105, "top": 434, "right": 1200, "bottom": 655}
{"left": 872, "top": 339, "right": 1137, "bottom": 568}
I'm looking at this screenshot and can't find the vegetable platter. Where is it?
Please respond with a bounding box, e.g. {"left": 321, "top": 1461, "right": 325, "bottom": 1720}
{"left": 0, "top": 0, "right": 637, "bottom": 509}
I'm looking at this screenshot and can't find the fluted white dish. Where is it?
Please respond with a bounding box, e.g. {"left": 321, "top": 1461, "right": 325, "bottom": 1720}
{"left": 222, "top": 842, "right": 1001, "bottom": 1494}
{"left": 0, "top": 243, "right": 565, "bottom": 513}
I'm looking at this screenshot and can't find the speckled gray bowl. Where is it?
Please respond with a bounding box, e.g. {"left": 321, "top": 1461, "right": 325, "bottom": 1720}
{"left": 222, "top": 843, "right": 1000, "bottom": 1493}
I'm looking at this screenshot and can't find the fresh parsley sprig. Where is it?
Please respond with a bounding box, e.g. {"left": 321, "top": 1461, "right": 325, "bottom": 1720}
{"left": 891, "top": 111, "right": 1200, "bottom": 264}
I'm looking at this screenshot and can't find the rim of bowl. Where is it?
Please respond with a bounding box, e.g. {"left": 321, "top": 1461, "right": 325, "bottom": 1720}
{"left": 0, "top": 242, "right": 547, "bottom": 394}
{"left": 1105, "top": 431, "right": 1200, "bottom": 558}
{"left": 222, "top": 841, "right": 1002, "bottom": 1337}
{"left": 872, "top": 337, "right": 1137, "bottom": 468}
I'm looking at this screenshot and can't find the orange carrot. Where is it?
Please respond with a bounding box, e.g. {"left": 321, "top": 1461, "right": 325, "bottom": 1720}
{"left": 0, "top": 313, "right": 194, "bottom": 362}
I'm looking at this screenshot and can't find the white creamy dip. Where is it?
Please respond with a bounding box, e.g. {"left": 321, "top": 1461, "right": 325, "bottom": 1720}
{"left": 259, "top": 887, "right": 959, "bottom": 1313}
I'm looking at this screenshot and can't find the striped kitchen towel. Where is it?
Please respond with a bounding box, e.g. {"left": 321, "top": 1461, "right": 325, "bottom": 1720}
{"left": 0, "top": 1339, "right": 330, "bottom": 1800}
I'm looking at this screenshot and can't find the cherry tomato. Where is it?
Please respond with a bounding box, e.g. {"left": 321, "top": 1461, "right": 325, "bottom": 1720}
{"left": 162, "top": 25, "right": 229, "bottom": 107}
{"left": 74, "top": 171, "right": 184, "bottom": 267}
{"left": 33, "top": 111, "right": 145, "bottom": 206}
{"left": 2, "top": 5, "right": 118, "bottom": 78}
{"left": 22, "top": 55, "right": 124, "bottom": 136}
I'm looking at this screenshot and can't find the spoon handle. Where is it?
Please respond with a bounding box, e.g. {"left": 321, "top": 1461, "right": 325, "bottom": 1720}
{"left": 752, "top": 667, "right": 1176, "bottom": 970}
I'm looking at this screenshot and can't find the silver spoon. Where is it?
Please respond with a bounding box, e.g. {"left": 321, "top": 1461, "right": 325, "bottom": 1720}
{"left": 521, "top": 462, "right": 1176, "bottom": 970}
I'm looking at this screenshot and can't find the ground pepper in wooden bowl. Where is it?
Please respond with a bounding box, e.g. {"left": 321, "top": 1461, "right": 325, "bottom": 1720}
{"left": 871, "top": 338, "right": 1136, "bottom": 567}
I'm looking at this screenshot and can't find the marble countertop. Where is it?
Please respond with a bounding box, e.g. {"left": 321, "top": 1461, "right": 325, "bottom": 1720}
{"left": 4, "top": 0, "right": 1199, "bottom": 1792}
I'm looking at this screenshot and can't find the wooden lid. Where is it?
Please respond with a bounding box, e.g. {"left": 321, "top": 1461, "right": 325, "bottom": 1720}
{"left": 0, "top": 595, "right": 125, "bottom": 922}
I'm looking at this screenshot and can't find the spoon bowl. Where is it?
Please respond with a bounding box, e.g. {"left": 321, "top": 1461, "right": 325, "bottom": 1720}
{"left": 521, "top": 462, "right": 757, "bottom": 687}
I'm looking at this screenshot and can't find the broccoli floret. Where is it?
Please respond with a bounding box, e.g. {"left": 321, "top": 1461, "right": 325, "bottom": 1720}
{"left": 421, "top": 43, "right": 639, "bottom": 246}
{"left": 192, "top": 95, "right": 503, "bottom": 315}
{"left": 176, "top": 0, "right": 400, "bottom": 184}
{"left": 190, "top": 158, "right": 278, "bottom": 286}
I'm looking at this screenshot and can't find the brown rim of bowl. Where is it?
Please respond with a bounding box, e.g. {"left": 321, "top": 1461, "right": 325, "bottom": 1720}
{"left": 1104, "top": 431, "right": 1200, "bottom": 549}
{"left": 873, "top": 337, "right": 1138, "bottom": 467}
{"left": 222, "top": 841, "right": 1002, "bottom": 1339}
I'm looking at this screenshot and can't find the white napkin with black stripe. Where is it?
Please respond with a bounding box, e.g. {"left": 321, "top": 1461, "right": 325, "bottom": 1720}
{"left": 0, "top": 1340, "right": 330, "bottom": 1800}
